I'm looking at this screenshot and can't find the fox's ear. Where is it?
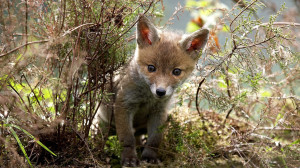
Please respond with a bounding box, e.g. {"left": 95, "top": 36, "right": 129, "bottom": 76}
{"left": 136, "top": 15, "right": 160, "bottom": 48}
{"left": 179, "top": 29, "right": 209, "bottom": 58}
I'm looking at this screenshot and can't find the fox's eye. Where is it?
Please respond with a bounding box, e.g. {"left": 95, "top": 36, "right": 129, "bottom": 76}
{"left": 148, "top": 65, "right": 156, "bottom": 72}
{"left": 172, "top": 68, "right": 181, "bottom": 76}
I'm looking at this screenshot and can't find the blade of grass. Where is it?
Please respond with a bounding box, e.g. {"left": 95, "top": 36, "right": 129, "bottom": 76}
{"left": 9, "top": 127, "right": 33, "bottom": 168}
{"left": 289, "top": 139, "right": 300, "bottom": 147}
{"left": 6, "top": 124, "right": 57, "bottom": 156}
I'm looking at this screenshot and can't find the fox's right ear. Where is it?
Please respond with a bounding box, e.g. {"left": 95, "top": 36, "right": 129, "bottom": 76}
{"left": 136, "top": 15, "right": 160, "bottom": 48}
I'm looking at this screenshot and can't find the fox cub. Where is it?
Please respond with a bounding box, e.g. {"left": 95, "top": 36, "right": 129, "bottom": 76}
{"left": 99, "top": 15, "right": 209, "bottom": 167}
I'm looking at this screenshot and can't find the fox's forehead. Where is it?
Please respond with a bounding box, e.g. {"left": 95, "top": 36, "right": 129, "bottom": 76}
{"left": 137, "top": 31, "right": 195, "bottom": 70}
{"left": 160, "top": 31, "right": 182, "bottom": 42}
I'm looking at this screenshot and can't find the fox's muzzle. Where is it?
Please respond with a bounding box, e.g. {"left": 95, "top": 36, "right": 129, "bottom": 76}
{"left": 156, "top": 88, "right": 166, "bottom": 97}
{"left": 150, "top": 84, "right": 174, "bottom": 98}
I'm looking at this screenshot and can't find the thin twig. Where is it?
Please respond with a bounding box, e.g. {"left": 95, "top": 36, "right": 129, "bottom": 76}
{"left": 253, "top": 127, "right": 300, "bottom": 131}
{"left": 8, "top": 83, "right": 32, "bottom": 114}
{"left": 60, "top": 0, "right": 67, "bottom": 32}
{"left": 195, "top": 46, "right": 236, "bottom": 117}
{"left": 71, "top": 126, "right": 99, "bottom": 166}
{"left": 195, "top": 78, "right": 205, "bottom": 118}
{"left": 62, "top": 23, "right": 96, "bottom": 37}
{"left": 25, "top": 0, "right": 28, "bottom": 44}
{"left": 22, "top": 74, "right": 47, "bottom": 115}
{"left": 0, "top": 40, "right": 49, "bottom": 58}
{"left": 223, "top": 104, "right": 236, "bottom": 125}
{"left": 237, "top": 35, "right": 277, "bottom": 49}
{"left": 260, "top": 22, "right": 300, "bottom": 27}
{"left": 162, "top": 2, "right": 184, "bottom": 28}
{"left": 230, "top": 0, "right": 258, "bottom": 32}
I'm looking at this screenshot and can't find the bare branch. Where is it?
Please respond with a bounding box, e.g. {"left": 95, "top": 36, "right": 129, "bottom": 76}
{"left": 260, "top": 22, "right": 300, "bottom": 27}
{"left": 0, "top": 40, "right": 49, "bottom": 58}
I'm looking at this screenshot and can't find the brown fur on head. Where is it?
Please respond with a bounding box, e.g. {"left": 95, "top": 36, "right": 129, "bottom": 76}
{"left": 135, "top": 15, "right": 209, "bottom": 98}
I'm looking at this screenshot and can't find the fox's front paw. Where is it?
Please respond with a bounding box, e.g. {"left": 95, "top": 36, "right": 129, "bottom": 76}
{"left": 121, "top": 147, "right": 140, "bottom": 167}
{"left": 122, "top": 157, "right": 140, "bottom": 167}
{"left": 141, "top": 147, "right": 160, "bottom": 164}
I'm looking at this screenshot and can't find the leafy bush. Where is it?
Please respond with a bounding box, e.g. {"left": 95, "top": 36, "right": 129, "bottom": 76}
{"left": 164, "top": 0, "right": 300, "bottom": 167}
{"left": 0, "top": 0, "right": 160, "bottom": 167}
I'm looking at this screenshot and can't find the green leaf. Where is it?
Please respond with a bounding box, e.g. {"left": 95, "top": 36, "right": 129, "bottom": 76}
{"left": 260, "top": 90, "right": 272, "bottom": 97}
{"left": 186, "top": 0, "right": 199, "bottom": 7}
{"left": 9, "top": 127, "right": 33, "bottom": 168}
{"left": 266, "top": 146, "right": 273, "bottom": 152}
{"left": 222, "top": 25, "right": 230, "bottom": 32}
{"left": 186, "top": 22, "right": 200, "bottom": 33}
{"left": 274, "top": 113, "right": 283, "bottom": 127}
{"left": 186, "top": 0, "right": 209, "bottom": 8}
{"left": 35, "top": 141, "right": 57, "bottom": 157}
{"left": 43, "top": 88, "right": 52, "bottom": 100}
{"left": 218, "top": 81, "right": 227, "bottom": 89}
{"left": 290, "top": 139, "right": 300, "bottom": 145}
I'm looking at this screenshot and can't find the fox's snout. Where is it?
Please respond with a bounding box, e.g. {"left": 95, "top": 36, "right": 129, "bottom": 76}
{"left": 150, "top": 84, "right": 173, "bottom": 98}
{"left": 156, "top": 87, "right": 166, "bottom": 97}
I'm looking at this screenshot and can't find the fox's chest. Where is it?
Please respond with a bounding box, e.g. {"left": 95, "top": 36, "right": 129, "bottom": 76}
{"left": 122, "top": 86, "right": 168, "bottom": 120}
{"left": 117, "top": 70, "right": 170, "bottom": 126}
{"left": 132, "top": 99, "right": 168, "bottom": 130}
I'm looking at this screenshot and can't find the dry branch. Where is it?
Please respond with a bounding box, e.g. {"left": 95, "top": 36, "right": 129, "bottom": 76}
{"left": 0, "top": 40, "right": 49, "bottom": 58}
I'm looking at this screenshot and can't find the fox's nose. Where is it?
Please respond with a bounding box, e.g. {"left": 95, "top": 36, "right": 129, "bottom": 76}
{"left": 156, "top": 88, "right": 166, "bottom": 97}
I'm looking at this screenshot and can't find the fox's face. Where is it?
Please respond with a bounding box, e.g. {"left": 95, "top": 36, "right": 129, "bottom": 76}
{"left": 135, "top": 16, "right": 209, "bottom": 98}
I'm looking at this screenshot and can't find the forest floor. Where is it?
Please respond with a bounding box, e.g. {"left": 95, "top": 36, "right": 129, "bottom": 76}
{"left": 30, "top": 110, "right": 300, "bottom": 168}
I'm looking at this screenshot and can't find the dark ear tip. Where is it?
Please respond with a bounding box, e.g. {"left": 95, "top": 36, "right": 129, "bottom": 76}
{"left": 138, "top": 14, "right": 145, "bottom": 18}
{"left": 138, "top": 14, "right": 147, "bottom": 22}
{"left": 138, "top": 14, "right": 143, "bottom": 20}
{"left": 199, "top": 28, "right": 209, "bottom": 35}
{"left": 203, "top": 28, "right": 209, "bottom": 33}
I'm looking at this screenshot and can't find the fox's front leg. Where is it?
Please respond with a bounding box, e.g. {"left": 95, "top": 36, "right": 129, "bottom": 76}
{"left": 114, "top": 104, "right": 139, "bottom": 167}
{"left": 142, "top": 109, "right": 168, "bottom": 163}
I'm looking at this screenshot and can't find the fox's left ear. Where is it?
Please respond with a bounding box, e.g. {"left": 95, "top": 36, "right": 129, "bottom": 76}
{"left": 179, "top": 29, "right": 209, "bottom": 58}
{"left": 136, "top": 15, "right": 160, "bottom": 48}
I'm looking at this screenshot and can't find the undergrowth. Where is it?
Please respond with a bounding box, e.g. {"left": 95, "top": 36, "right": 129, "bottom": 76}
{"left": 0, "top": 0, "right": 299, "bottom": 167}
{"left": 0, "top": 0, "right": 160, "bottom": 167}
